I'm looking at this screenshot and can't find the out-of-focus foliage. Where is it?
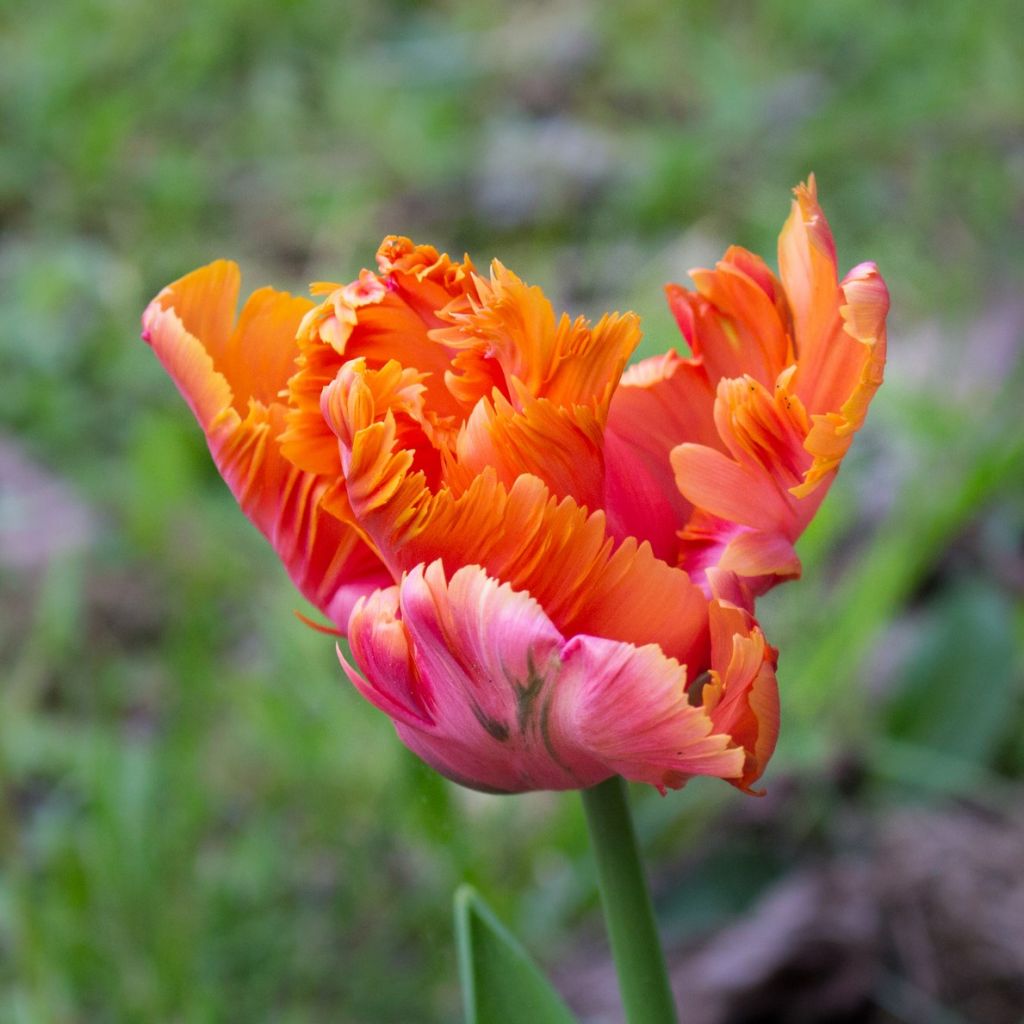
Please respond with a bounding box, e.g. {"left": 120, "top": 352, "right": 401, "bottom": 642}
{"left": 1, "top": 1, "right": 1021, "bottom": 1021}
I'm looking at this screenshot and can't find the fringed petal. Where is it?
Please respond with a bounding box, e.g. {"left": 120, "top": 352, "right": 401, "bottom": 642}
{"left": 434, "top": 260, "right": 640, "bottom": 413}
{"left": 323, "top": 360, "right": 710, "bottom": 665}
{"left": 667, "top": 246, "right": 793, "bottom": 388}
{"left": 142, "top": 262, "right": 390, "bottom": 629}
{"left": 702, "top": 581, "right": 780, "bottom": 792}
{"left": 672, "top": 370, "right": 818, "bottom": 591}
{"left": 792, "top": 261, "right": 889, "bottom": 497}
{"left": 667, "top": 182, "right": 888, "bottom": 591}
{"left": 280, "top": 241, "right": 478, "bottom": 479}
{"left": 555, "top": 635, "right": 744, "bottom": 792}
{"left": 452, "top": 391, "right": 606, "bottom": 509}
{"left": 343, "top": 562, "right": 749, "bottom": 793}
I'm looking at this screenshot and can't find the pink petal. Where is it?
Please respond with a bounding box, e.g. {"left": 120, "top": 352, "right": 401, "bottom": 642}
{"left": 603, "top": 350, "right": 721, "bottom": 560}
{"left": 555, "top": 636, "right": 745, "bottom": 791}
{"left": 343, "top": 562, "right": 749, "bottom": 794}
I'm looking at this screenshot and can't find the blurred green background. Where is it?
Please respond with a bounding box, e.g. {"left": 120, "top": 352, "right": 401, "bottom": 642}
{"left": 2, "top": 2, "right": 1023, "bottom": 1022}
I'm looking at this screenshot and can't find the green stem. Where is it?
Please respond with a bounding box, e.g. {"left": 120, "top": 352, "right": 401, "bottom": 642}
{"left": 581, "top": 776, "right": 678, "bottom": 1024}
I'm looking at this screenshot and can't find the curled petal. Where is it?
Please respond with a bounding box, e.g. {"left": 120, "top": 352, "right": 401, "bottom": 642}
{"left": 433, "top": 260, "right": 640, "bottom": 412}
{"left": 322, "top": 362, "right": 709, "bottom": 666}
{"left": 667, "top": 246, "right": 793, "bottom": 388}
{"left": 603, "top": 350, "right": 721, "bottom": 560}
{"left": 376, "top": 235, "right": 478, "bottom": 322}
{"left": 778, "top": 176, "right": 889, "bottom": 433}
{"left": 282, "top": 290, "right": 460, "bottom": 477}
{"left": 321, "top": 359, "right": 434, "bottom": 518}
{"left": 344, "top": 584, "right": 435, "bottom": 726}
{"left": 793, "top": 261, "right": 888, "bottom": 497}
{"left": 667, "top": 180, "right": 888, "bottom": 592}
{"left": 702, "top": 578, "right": 780, "bottom": 791}
{"left": 280, "top": 241, "right": 478, "bottom": 479}
{"left": 343, "top": 562, "right": 750, "bottom": 793}
{"left": 141, "top": 261, "right": 390, "bottom": 628}
{"left": 320, "top": 358, "right": 431, "bottom": 466}
{"left": 452, "top": 391, "right": 606, "bottom": 509}
{"left": 672, "top": 372, "right": 815, "bottom": 590}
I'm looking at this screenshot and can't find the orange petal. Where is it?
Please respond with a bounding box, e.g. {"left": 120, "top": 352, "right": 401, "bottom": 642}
{"left": 145, "top": 260, "right": 317, "bottom": 416}
{"left": 684, "top": 245, "right": 794, "bottom": 385}
{"left": 282, "top": 288, "right": 461, "bottom": 478}
{"left": 452, "top": 390, "right": 606, "bottom": 509}
{"left": 713, "top": 372, "right": 812, "bottom": 484}
{"left": 142, "top": 262, "right": 390, "bottom": 628}
{"left": 281, "top": 243, "right": 477, "bottom": 479}
{"left": 702, "top": 586, "right": 780, "bottom": 792}
{"left": 672, "top": 437, "right": 792, "bottom": 531}
{"left": 603, "top": 350, "right": 721, "bottom": 559}
{"left": 322, "top": 362, "right": 710, "bottom": 663}
{"left": 142, "top": 261, "right": 239, "bottom": 429}
{"left": 672, "top": 370, "right": 822, "bottom": 590}
{"left": 434, "top": 260, "right": 640, "bottom": 412}
{"left": 376, "top": 235, "right": 478, "bottom": 323}
{"left": 672, "top": 246, "right": 793, "bottom": 386}
{"left": 150, "top": 259, "right": 240, "bottom": 376}
{"left": 777, "top": 178, "right": 839, "bottom": 376}
{"left": 778, "top": 176, "right": 861, "bottom": 417}
{"left": 792, "top": 261, "right": 888, "bottom": 497}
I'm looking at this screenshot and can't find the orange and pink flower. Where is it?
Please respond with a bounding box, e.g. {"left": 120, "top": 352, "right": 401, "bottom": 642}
{"left": 142, "top": 179, "right": 886, "bottom": 795}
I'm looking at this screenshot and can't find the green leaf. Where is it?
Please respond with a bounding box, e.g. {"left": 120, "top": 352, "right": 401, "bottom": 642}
{"left": 454, "top": 885, "right": 578, "bottom": 1024}
{"left": 884, "top": 582, "right": 1017, "bottom": 767}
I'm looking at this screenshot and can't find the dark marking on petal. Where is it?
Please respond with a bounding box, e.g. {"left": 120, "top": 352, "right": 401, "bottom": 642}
{"left": 688, "top": 670, "right": 713, "bottom": 707}
{"left": 514, "top": 650, "right": 547, "bottom": 734}
{"left": 470, "top": 701, "right": 510, "bottom": 742}
{"left": 538, "top": 692, "right": 578, "bottom": 781}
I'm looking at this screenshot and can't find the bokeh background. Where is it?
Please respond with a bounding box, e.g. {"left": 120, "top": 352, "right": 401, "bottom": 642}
{"left": 2, "top": 2, "right": 1023, "bottom": 1021}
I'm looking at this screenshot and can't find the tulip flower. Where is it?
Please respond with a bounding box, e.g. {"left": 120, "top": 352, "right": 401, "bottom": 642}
{"left": 141, "top": 179, "right": 885, "bottom": 799}
{"left": 142, "top": 179, "right": 887, "bottom": 1024}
